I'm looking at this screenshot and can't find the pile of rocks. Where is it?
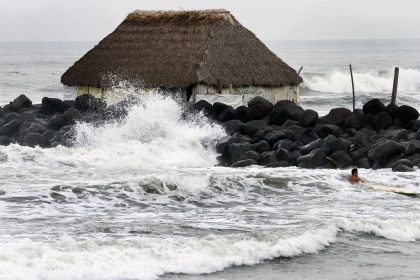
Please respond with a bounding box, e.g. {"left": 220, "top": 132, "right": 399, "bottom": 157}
{"left": 188, "top": 96, "right": 420, "bottom": 172}
{"left": 0, "top": 94, "right": 129, "bottom": 148}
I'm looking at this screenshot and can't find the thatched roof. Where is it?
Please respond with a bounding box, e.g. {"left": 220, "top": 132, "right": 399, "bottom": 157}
{"left": 61, "top": 9, "right": 302, "bottom": 88}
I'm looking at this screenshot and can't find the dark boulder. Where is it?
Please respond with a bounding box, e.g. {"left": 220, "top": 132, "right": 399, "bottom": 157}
{"left": 219, "top": 106, "right": 236, "bottom": 122}
{"left": 0, "top": 136, "right": 11, "bottom": 146}
{"left": 372, "top": 111, "right": 393, "bottom": 130}
{"left": 351, "top": 147, "right": 369, "bottom": 161}
{"left": 105, "top": 101, "right": 130, "bottom": 120}
{"left": 397, "top": 105, "right": 419, "bottom": 124}
{"left": 355, "top": 157, "right": 371, "bottom": 168}
{"left": 23, "top": 133, "right": 50, "bottom": 148}
{"left": 239, "top": 150, "right": 260, "bottom": 162}
{"left": 258, "top": 151, "right": 277, "bottom": 166}
{"left": 299, "top": 109, "right": 318, "bottom": 127}
{"left": 3, "top": 104, "right": 14, "bottom": 113}
{"left": 300, "top": 138, "right": 324, "bottom": 155}
{"left": 231, "top": 159, "right": 257, "bottom": 168}
{"left": 5, "top": 112, "right": 21, "bottom": 122}
{"left": 247, "top": 96, "right": 271, "bottom": 108}
{"left": 42, "top": 129, "right": 57, "bottom": 141}
{"left": 189, "top": 100, "right": 213, "bottom": 117}
{"left": 385, "top": 103, "right": 399, "bottom": 119}
{"left": 0, "top": 107, "right": 5, "bottom": 119}
{"left": 0, "top": 119, "right": 22, "bottom": 137}
{"left": 227, "top": 142, "right": 253, "bottom": 163}
{"left": 252, "top": 140, "right": 271, "bottom": 153}
{"left": 300, "top": 128, "right": 319, "bottom": 145}
{"left": 215, "top": 136, "right": 239, "bottom": 154}
{"left": 324, "top": 108, "right": 351, "bottom": 126}
{"left": 211, "top": 102, "right": 228, "bottom": 120}
{"left": 345, "top": 109, "right": 367, "bottom": 130}
{"left": 41, "top": 97, "right": 63, "bottom": 114}
{"left": 352, "top": 130, "right": 376, "bottom": 149}
{"left": 273, "top": 139, "right": 298, "bottom": 151}
{"left": 28, "top": 123, "right": 47, "bottom": 134}
{"left": 224, "top": 120, "right": 244, "bottom": 135}
{"left": 20, "top": 110, "right": 38, "bottom": 122}
{"left": 363, "top": 99, "right": 386, "bottom": 115}
{"left": 264, "top": 130, "right": 291, "bottom": 145}
{"left": 329, "top": 150, "right": 353, "bottom": 168}
{"left": 269, "top": 101, "right": 304, "bottom": 125}
{"left": 384, "top": 129, "right": 408, "bottom": 142}
{"left": 75, "top": 94, "right": 106, "bottom": 113}
{"left": 11, "top": 94, "right": 32, "bottom": 112}
{"left": 387, "top": 159, "right": 414, "bottom": 169}
{"left": 265, "top": 161, "right": 291, "bottom": 168}
{"left": 297, "top": 148, "right": 326, "bottom": 169}
{"left": 60, "top": 100, "right": 76, "bottom": 112}
{"left": 323, "top": 135, "right": 351, "bottom": 153}
{"left": 368, "top": 140, "right": 405, "bottom": 164}
{"left": 412, "top": 120, "right": 420, "bottom": 131}
{"left": 47, "top": 114, "right": 68, "bottom": 131}
{"left": 314, "top": 124, "right": 339, "bottom": 138}
{"left": 405, "top": 140, "right": 420, "bottom": 156}
{"left": 276, "top": 148, "right": 290, "bottom": 162}
{"left": 235, "top": 106, "right": 250, "bottom": 123}
{"left": 243, "top": 120, "right": 267, "bottom": 137}
{"left": 392, "top": 165, "right": 414, "bottom": 172}
{"left": 247, "top": 103, "right": 272, "bottom": 120}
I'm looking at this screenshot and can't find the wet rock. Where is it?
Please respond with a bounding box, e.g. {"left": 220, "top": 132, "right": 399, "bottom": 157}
{"left": 363, "top": 99, "right": 386, "bottom": 115}
{"left": 269, "top": 100, "right": 303, "bottom": 125}
{"left": 0, "top": 107, "right": 5, "bottom": 119}
{"left": 314, "top": 124, "right": 339, "bottom": 138}
{"left": 11, "top": 94, "right": 32, "bottom": 112}
{"left": 372, "top": 111, "right": 393, "bottom": 130}
{"left": 5, "top": 112, "right": 21, "bottom": 122}
{"left": 264, "top": 130, "right": 291, "bottom": 145}
{"left": 224, "top": 120, "right": 244, "bottom": 135}
{"left": 368, "top": 140, "right": 405, "bottom": 164}
{"left": 75, "top": 94, "right": 106, "bottom": 113}
{"left": 212, "top": 102, "right": 229, "bottom": 120}
{"left": 265, "top": 161, "right": 291, "bottom": 168}
{"left": 0, "top": 119, "right": 22, "bottom": 137}
{"left": 20, "top": 110, "right": 38, "bottom": 122}
{"left": 345, "top": 109, "right": 367, "bottom": 130}
{"left": 276, "top": 148, "right": 290, "bottom": 162}
{"left": 23, "top": 133, "right": 50, "bottom": 148}
{"left": 230, "top": 159, "right": 257, "bottom": 167}
{"left": 258, "top": 151, "right": 277, "bottom": 166}
{"left": 352, "top": 130, "right": 376, "bottom": 149}
{"left": 239, "top": 150, "right": 260, "bottom": 162}
{"left": 386, "top": 103, "right": 399, "bottom": 119}
{"left": 384, "top": 129, "right": 408, "bottom": 142}
{"left": 50, "top": 192, "right": 66, "bottom": 200}
{"left": 405, "top": 140, "right": 420, "bottom": 156}
{"left": 297, "top": 148, "right": 326, "bottom": 169}
{"left": 412, "top": 120, "right": 420, "bottom": 131}
{"left": 219, "top": 106, "right": 236, "bottom": 122}
{"left": 247, "top": 103, "right": 272, "bottom": 120}
{"left": 47, "top": 114, "right": 68, "bottom": 131}
{"left": 324, "top": 108, "right": 351, "bottom": 126}
{"left": 189, "top": 100, "right": 212, "bottom": 116}
{"left": 355, "top": 157, "right": 371, "bottom": 168}
{"left": 64, "top": 107, "right": 82, "bottom": 124}
{"left": 42, "top": 129, "right": 57, "bottom": 141}
{"left": 351, "top": 147, "right": 369, "bottom": 161}
{"left": 300, "top": 138, "right": 324, "bottom": 155}
{"left": 2, "top": 104, "right": 14, "bottom": 113}
{"left": 28, "top": 123, "right": 47, "bottom": 134}
{"left": 323, "top": 135, "right": 351, "bottom": 153}
{"left": 392, "top": 165, "right": 414, "bottom": 172}
{"left": 0, "top": 136, "right": 11, "bottom": 146}
{"left": 273, "top": 139, "right": 298, "bottom": 151}
{"left": 300, "top": 128, "right": 319, "bottom": 145}
{"left": 216, "top": 136, "right": 237, "bottom": 154}
{"left": 252, "top": 140, "right": 271, "bottom": 153}
{"left": 227, "top": 142, "right": 253, "bottom": 163}
{"left": 105, "top": 101, "right": 130, "bottom": 120}
{"left": 299, "top": 109, "right": 318, "bottom": 127}
{"left": 329, "top": 150, "right": 353, "bottom": 168}
{"left": 397, "top": 105, "right": 419, "bottom": 124}
{"left": 234, "top": 106, "right": 250, "bottom": 123}
{"left": 41, "top": 97, "right": 63, "bottom": 114}
{"left": 416, "top": 129, "right": 420, "bottom": 141}
{"left": 60, "top": 100, "right": 76, "bottom": 112}
{"left": 243, "top": 120, "right": 267, "bottom": 137}
{"left": 387, "top": 159, "right": 414, "bottom": 169}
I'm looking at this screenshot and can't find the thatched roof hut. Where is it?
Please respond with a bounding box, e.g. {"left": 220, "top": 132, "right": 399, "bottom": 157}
{"left": 61, "top": 9, "right": 302, "bottom": 106}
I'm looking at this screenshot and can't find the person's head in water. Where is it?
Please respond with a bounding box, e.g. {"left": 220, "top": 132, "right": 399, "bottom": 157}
{"left": 351, "top": 168, "right": 358, "bottom": 176}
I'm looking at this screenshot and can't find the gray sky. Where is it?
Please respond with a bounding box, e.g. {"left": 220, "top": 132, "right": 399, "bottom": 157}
{"left": 1, "top": 0, "right": 419, "bottom": 41}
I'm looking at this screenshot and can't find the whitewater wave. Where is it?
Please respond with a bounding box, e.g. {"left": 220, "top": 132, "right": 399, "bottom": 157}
{"left": 0, "top": 94, "right": 225, "bottom": 170}
{"left": 302, "top": 68, "right": 420, "bottom": 94}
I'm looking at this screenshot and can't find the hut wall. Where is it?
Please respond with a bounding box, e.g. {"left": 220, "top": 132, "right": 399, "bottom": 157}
{"left": 193, "top": 84, "right": 299, "bottom": 107}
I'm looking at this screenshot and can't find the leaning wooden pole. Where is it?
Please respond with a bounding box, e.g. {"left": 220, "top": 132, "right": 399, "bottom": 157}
{"left": 391, "top": 67, "right": 399, "bottom": 105}
{"left": 349, "top": 64, "right": 355, "bottom": 111}
{"left": 298, "top": 66, "right": 303, "bottom": 75}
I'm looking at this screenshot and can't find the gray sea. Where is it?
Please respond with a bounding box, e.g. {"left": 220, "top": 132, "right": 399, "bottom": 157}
{"left": 0, "top": 40, "right": 420, "bottom": 280}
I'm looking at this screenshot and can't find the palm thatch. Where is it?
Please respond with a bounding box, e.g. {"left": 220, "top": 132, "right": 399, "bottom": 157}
{"left": 61, "top": 9, "right": 302, "bottom": 88}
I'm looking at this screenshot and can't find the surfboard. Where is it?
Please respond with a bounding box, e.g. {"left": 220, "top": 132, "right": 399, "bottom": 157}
{"left": 363, "top": 182, "right": 419, "bottom": 197}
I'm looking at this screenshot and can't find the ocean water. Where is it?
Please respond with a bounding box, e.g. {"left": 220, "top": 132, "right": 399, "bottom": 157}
{"left": 0, "top": 40, "right": 420, "bottom": 280}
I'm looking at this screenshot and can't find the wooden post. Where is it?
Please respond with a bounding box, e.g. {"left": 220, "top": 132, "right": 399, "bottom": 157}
{"left": 349, "top": 64, "right": 355, "bottom": 111}
{"left": 298, "top": 66, "right": 303, "bottom": 75}
{"left": 391, "top": 67, "right": 399, "bottom": 105}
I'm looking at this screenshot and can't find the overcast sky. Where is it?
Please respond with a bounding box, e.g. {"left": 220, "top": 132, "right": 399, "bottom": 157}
{"left": 1, "top": 0, "right": 419, "bottom": 41}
